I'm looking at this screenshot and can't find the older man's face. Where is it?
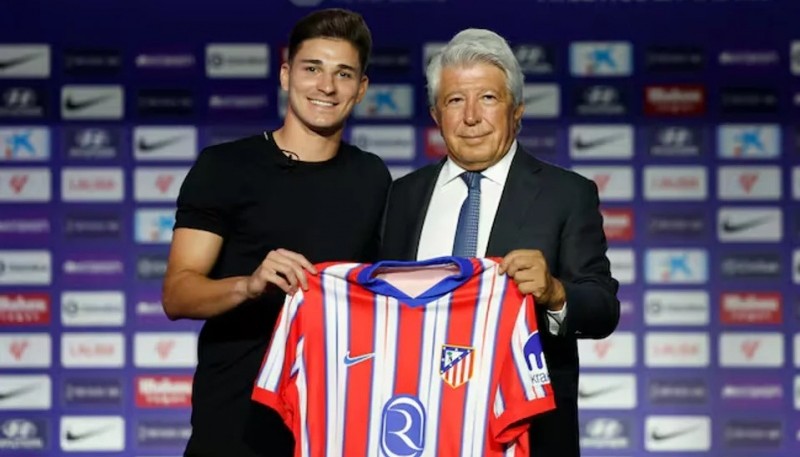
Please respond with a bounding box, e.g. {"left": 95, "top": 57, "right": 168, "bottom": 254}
{"left": 431, "top": 62, "right": 524, "bottom": 171}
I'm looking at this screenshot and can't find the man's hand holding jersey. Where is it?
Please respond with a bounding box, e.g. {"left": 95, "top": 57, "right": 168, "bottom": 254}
{"left": 245, "top": 248, "right": 317, "bottom": 297}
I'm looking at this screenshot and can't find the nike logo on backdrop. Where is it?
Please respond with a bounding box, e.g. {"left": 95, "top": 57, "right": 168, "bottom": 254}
{"left": 0, "top": 53, "right": 42, "bottom": 70}
{"left": 0, "top": 384, "right": 38, "bottom": 401}
{"left": 721, "top": 216, "right": 773, "bottom": 233}
{"left": 578, "top": 384, "right": 622, "bottom": 399}
{"left": 64, "top": 94, "right": 115, "bottom": 111}
{"left": 343, "top": 351, "right": 374, "bottom": 367}
{"left": 573, "top": 133, "right": 625, "bottom": 151}
{"left": 137, "top": 135, "right": 185, "bottom": 152}
{"left": 649, "top": 426, "right": 696, "bottom": 441}
{"left": 65, "top": 425, "right": 113, "bottom": 442}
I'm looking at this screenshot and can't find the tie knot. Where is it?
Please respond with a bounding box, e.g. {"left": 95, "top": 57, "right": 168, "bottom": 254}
{"left": 460, "top": 171, "right": 483, "bottom": 190}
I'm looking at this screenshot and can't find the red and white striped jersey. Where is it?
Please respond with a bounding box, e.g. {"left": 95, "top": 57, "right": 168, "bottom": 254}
{"left": 252, "top": 256, "right": 555, "bottom": 457}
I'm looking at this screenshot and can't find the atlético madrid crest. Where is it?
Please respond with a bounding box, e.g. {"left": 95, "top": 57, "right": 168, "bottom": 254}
{"left": 440, "top": 344, "right": 475, "bottom": 388}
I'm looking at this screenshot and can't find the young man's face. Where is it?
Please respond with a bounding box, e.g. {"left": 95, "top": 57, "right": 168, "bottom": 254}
{"left": 281, "top": 38, "right": 368, "bottom": 135}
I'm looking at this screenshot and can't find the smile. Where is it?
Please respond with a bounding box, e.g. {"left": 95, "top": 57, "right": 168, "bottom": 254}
{"left": 309, "top": 99, "right": 336, "bottom": 107}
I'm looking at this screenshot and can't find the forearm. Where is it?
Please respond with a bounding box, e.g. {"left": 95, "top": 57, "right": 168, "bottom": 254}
{"left": 162, "top": 270, "right": 250, "bottom": 320}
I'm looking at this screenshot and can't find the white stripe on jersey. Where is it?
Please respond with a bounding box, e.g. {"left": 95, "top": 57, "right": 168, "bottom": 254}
{"left": 322, "top": 264, "right": 355, "bottom": 457}
{"left": 419, "top": 293, "right": 452, "bottom": 456}
{"left": 258, "top": 291, "right": 305, "bottom": 391}
{"left": 295, "top": 337, "right": 310, "bottom": 457}
{"left": 511, "top": 306, "right": 537, "bottom": 401}
{"left": 504, "top": 442, "right": 516, "bottom": 457}
{"left": 493, "top": 388, "right": 505, "bottom": 418}
{"left": 368, "top": 294, "right": 400, "bottom": 455}
{"left": 463, "top": 260, "right": 507, "bottom": 457}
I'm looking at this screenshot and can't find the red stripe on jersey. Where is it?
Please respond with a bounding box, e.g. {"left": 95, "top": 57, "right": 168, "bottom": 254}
{"left": 299, "top": 276, "right": 326, "bottom": 454}
{"left": 393, "top": 305, "right": 425, "bottom": 396}
{"left": 342, "top": 267, "right": 377, "bottom": 456}
{"left": 436, "top": 267, "right": 482, "bottom": 456}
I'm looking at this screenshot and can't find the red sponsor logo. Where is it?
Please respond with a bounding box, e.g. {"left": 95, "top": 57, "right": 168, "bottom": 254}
{"left": 652, "top": 342, "right": 701, "bottom": 357}
{"left": 8, "top": 340, "right": 29, "bottom": 360}
{"left": 0, "top": 293, "right": 50, "bottom": 325}
{"left": 135, "top": 375, "right": 193, "bottom": 408}
{"left": 69, "top": 342, "right": 117, "bottom": 358}
{"left": 601, "top": 208, "right": 634, "bottom": 241}
{"left": 593, "top": 173, "right": 611, "bottom": 193}
{"left": 67, "top": 178, "right": 117, "bottom": 192}
{"left": 721, "top": 292, "right": 782, "bottom": 325}
{"left": 424, "top": 127, "right": 448, "bottom": 159}
{"left": 644, "top": 84, "right": 706, "bottom": 116}
{"left": 593, "top": 340, "right": 612, "bottom": 359}
{"left": 9, "top": 175, "right": 28, "bottom": 194}
{"left": 650, "top": 176, "right": 701, "bottom": 190}
{"left": 738, "top": 173, "right": 759, "bottom": 193}
{"left": 740, "top": 339, "right": 760, "bottom": 359}
{"left": 155, "top": 339, "right": 175, "bottom": 359}
{"left": 155, "top": 175, "right": 174, "bottom": 194}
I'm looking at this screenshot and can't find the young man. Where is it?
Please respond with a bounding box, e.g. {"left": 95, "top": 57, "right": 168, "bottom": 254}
{"left": 162, "top": 9, "right": 391, "bottom": 457}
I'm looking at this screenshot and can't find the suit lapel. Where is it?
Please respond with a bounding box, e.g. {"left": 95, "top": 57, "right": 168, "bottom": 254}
{"left": 486, "top": 146, "right": 544, "bottom": 256}
{"left": 406, "top": 161, "right": 444, "bottom": 260}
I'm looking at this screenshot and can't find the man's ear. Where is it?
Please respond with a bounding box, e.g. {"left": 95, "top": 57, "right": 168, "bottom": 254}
{"left": 279, "top": 62, "right": 290, "bottom": 91}
{"left": 355, "top": 74, "right": 369, "bottom": 104}
{"left": 429, "top": 105, "right": 441, "bottom": 128}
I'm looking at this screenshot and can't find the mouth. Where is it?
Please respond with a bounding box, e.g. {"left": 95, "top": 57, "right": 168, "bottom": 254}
{"left": 309, "top": 98, "right": 337, "bottom": 107}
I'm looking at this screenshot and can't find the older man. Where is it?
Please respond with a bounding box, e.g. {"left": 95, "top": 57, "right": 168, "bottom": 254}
{"left": 381, "top": 28, "right": 620, "bottom": 456}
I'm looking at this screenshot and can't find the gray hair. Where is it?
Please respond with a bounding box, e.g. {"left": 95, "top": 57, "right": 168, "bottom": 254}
{"left": 426, "top": 28, "right": 524, "bottom": 109}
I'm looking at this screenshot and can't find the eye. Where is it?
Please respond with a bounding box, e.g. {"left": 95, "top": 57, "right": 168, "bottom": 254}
{"left": 482, "top": 94, "right": 498, "bottom": 101}
{"left": 304, "top": 66, "right": 318, "bottom": 73}
{"left": 446, "top": 96, "right": 463, "bottom": 105}
{"left": 338, "top": 71, "right": 353, "bottom": 78}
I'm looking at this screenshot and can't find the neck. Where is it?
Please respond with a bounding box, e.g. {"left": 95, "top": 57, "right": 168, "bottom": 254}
{"left": 273, "top": 113, "right": 343, "bottom": 162}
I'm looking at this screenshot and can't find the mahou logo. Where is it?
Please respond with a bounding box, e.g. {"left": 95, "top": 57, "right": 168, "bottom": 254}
{"left": 135, "top": 375, "right": 193, "bottom": 408}
{"left": 0, "top": 293, "right": 50, "bottom": 324}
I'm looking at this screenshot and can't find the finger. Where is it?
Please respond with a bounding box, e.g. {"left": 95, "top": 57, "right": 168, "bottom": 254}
{"left": 505, "top": 257, "right": 539, "bottom": 277}
{"left": 263, "top": 261, "right": 300, "bottom": 290}
{"left": 276, "top": 249, "right": 318, "bottom": 275}
{"left": 262, "top": 270, "right": 292, "bottom": 294}
{"left": 270, "top": 258, "right": 308, "bottom": 291}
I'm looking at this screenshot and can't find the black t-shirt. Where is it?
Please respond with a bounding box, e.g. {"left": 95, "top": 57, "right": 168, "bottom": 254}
{"left": 174, "top": 132, "right": 391, "bottom": 457}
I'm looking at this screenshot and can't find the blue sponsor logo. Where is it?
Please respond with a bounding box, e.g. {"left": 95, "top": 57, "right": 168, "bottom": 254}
{"left": 0, "top": 418, "right": 48, "bottom": 450}
{"left": 381, "top": 395, "right": 425, "bottom": 457}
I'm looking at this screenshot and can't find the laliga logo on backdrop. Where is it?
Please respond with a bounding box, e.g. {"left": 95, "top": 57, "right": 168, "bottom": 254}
{"left": 738, "top": 173, "right": 759, "bottom": 193}
{"left": 155, "top": 339, "right": 175, "bottom": 359}
{"left": 594, "top": 174, "right": 611, "bottom": 193}
{"left": 741, "top": 340, "right": 760, "bottom": 359}
{"left": 9, "top": 174, "right": 28, "bottom": 194}
{"left": 9, "top": 339, "right": 28, "bottom": 360}
{"left": 593, "top": 340, "right": 612, "bottom": 359}
{"left": 155, "top": 175, "right": 174, "bottom": 194}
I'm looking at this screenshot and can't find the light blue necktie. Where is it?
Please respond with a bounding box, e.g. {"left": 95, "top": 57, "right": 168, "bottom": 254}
{"left": 452, "top": 171, "right": 483, "bottom": 258}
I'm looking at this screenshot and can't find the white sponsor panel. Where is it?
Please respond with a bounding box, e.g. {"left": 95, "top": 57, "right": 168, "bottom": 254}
{"left": 606, "top": 248, "right": 635, "bottom": 284}
{"left": 717, "top": 207, "right": 782, "bottom": 242}
{"left": 134, "top": 167, "right": 189, "bottom": 202}
{"left": 61, "top": 167, "right": 124, "bottom": 202}
{"left": 61, "top": 85, "right": 124, "bottom": 120}
{"left": 349, "top": 126, "right": 415, "bottom": 160}
{"left": 717, "top": 124, "right": 780, "bottom": 159}
{"left": 644, "top": 415, "right": 711, "bottom": 451}
{"left": 570, "top": 42, "right": 632, "bottom": 77}
{"left": 388, "top": 167, "right": 414, "bottom": 180}
{"left": 61, "top": 333, "right": 125, "bottom": 368}
{"left": 522, "top": 84, "right": 560, "bottom": 118}
{"left": 133, "top": 126, "right": 197, "bottom": 161}
{"left": 422, "top": 42, "right": 447, "bottom": 72}
{"left": 0, "top": 375, "right": 51, "bottom": 410}
{"left": 719, "top": 332, "right": 783, "bottom": 367}
{"left": 795, "top": 334, "right": 800, "bottom": 368}
{"left": 0, "top": 127, "right": 49, "bottom": 161}
{"left": 793, "top": 166, "right": 800, "bottom": 200}
{"left": 135, "top": 208, "right": 175, "bottom": 244}
{"left": 644, "top": 290, "right": 709, "bottom": 326}
{"left": 60, "top": 416, "right": 125, "bottom": 452}
{"left": 0, "top": 168, "right": 51, "bottom": 202}
{"left": 792, "top": 41, "right": 800, "bottom": 75}
{"left": 578, "top": 332, "right": 636, "bottom": 367}
{"left": 0, "top": 250, "right": 51, "bottom": 285}
{"left": 0, "top": 333, "right": 51, "bottom": 367}
{"left": 134, "top": 332, "right": 198, "bottom": 368}
{"left": 578, "top": 374, "right": 637, "bottom": 410}
{"left": 353, "top": 84, "right": 414, "bottom": 119}
{"left": 794, "top": 250, "right": 800, "bottom": 285}
{"left": 572, "top": 166, "right": 634, "bottom": 201}
{"left": 645, "top": 249, "right": 708, "bottom": 284}
{"left": 569, "top": 125, "right": 633, "bottom": 159}
{"left": 795, "top": 375, "right": 800, "bottom": 409}
{"left": 643, "top": 166, "right": 707, "bottom": 201}
{"left": 718, "top": 166, "right": 781, "bottom": 200}
{"left": 0, "top": 44, "right": 51, "bottom": 78}
{"left": 61, "top": 291, "right": 125, "bottom": 327}
{"left": 645, "top": 332, "right": 709, "bottom": 367}
{"left": 206, "top": 43, "right": 269, "bottom": 78}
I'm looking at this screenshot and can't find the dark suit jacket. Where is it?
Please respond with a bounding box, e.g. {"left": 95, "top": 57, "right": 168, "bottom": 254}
{"left": 380, "top": 145, "right": 620, "bottom": 456}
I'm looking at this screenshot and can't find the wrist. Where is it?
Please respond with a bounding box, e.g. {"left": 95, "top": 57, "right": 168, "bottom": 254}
{"left": 546, "top": 279, "right": 566, "bottom": 311}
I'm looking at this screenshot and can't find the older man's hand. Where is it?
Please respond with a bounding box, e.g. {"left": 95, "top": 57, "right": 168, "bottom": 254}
{"left": 499, "top": 249, "right": 566, "bottom": 311}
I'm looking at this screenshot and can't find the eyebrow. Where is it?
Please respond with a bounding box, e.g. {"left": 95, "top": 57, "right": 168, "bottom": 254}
{"left": 298, "top": 59, "right": 358, "bottom": 72}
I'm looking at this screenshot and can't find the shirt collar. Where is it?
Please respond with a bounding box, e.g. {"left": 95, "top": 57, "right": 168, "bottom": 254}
{"left": 440, "top": 139, "right": 518, "bottom": 187}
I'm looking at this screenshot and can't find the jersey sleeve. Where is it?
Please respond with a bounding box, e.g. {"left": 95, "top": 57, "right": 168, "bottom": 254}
{"left": 174, "top": 147, "right": 235, "bottom": 237}
{"left": 251, "top": 290, "right": 305, "bottom": 427}
{"left": 489, "top": 294, "right": 556, "bottom": 444}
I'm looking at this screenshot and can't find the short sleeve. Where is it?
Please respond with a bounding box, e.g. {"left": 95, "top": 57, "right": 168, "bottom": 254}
{"left": 489, "top": 295, "right": 556, "bottom": 444}
{"left": 174, "top": 147, "right": 234, "bottom": 236}
{"left": 251, "top": 290, "right": 305, "bottom": 427}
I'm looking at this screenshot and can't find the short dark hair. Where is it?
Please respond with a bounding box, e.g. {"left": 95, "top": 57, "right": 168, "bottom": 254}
{"left": 287, "top": 8, "right": 372, "bottom": 73}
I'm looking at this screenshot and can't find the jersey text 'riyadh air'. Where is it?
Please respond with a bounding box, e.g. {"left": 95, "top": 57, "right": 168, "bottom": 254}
{"left": 252, "top": 256, "right": 555, "bottom": 457}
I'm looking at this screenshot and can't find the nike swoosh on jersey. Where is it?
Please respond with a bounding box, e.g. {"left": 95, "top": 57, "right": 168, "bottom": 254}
{"left": 137, "top": 135, "right": 185, "bottom": 152}
{"left": 578, "top": 384, "right": 622, "bottom": 399}
{"left": 343, "top": 351, "right": 374, "bottom": 367}
{"left": 64, "top": 94, "right": 115, "bottom": 111}
{"left": 0, "top": 384, "right": 38, "bottom": 401}
{"left": 0, "top": 53, "right": 42, "bottom": 70}
{"left": 650, "top": 426, "right": 695, "bottom": 441}
{"left": 721, "top": 217, "right": 773, "bottom": 233}
{"left": 573, "top": 133, "right": 624, "bottom": 151}
{"left": 65, "top": 425, "right": 113, "bottom": 442}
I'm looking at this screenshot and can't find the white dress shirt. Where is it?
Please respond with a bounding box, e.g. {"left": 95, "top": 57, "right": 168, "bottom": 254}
{"left": 416, "top": 141, "right": 567, "bottom": 334}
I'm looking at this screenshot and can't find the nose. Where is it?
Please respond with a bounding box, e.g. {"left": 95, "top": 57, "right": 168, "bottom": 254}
{"left": 463, "top": 98, "right": 480, "bottom": 126}
{"left": 316, "top": 71, "right": 335, "bottom": 95}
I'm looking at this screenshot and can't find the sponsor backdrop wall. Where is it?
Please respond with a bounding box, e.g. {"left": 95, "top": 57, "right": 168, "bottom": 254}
{"left": 1, "top": 0, "right": 799, "bottom": 455}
